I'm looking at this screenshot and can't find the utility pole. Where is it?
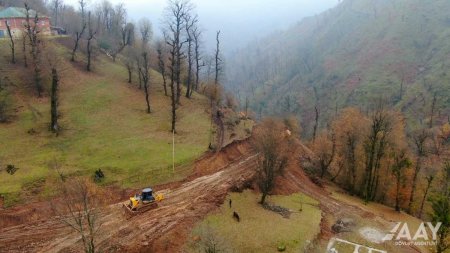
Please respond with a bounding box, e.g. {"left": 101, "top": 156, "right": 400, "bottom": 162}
{"left": 173, "top": 129, "right": 175, "bottom": 173}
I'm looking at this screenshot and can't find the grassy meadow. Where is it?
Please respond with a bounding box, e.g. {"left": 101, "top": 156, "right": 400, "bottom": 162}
{"left": 0, "top": 41, "right": 211, "bottom": 206}
{"left": 188, "top": 190, "right": 322, "bottom": 253}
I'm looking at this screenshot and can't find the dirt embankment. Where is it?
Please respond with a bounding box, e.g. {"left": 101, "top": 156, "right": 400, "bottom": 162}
{"left": 0, "top": 140, "right": 257, "bottom": 253}
{"left": 0, "top": 138, "right": 425, "bottom": 253}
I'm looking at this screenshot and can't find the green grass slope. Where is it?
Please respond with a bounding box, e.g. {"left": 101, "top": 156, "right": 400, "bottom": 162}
{"left": 187, "top": 191, "right": 321, "bottom": 253}
{"left": 227, "top": 0, "right": 450, "bottom": 135}
{"left": 0, "top": 40, "right": 210, "bottom": 206}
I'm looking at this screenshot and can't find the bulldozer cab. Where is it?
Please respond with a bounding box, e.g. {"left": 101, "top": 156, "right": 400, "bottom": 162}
{"left": 141, "top": 188, "right": 155, "bottom": 203}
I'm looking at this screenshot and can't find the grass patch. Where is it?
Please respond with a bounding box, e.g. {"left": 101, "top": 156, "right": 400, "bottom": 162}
{"left": 0, "top": 41, "right": 210, "bottom": 205}
{"left": 188, "top": 190, "right": 322, "bottom": 253}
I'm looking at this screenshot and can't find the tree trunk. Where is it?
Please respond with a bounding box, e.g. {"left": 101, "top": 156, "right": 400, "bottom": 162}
{"left": 408, "top": 158, "right": 421, "bottom": 213}
{"left": 185, "top": 35, "right": 193, "bottom": 98}
{"left": 395, "top": 174, "right": 401, "bottom": 212}
{"left": 175, "top": 57, "right": 182, "bottom": 105}
{"left": 6, "top": 21, "right": 15, "bottom": 64}
{"left": 418, "top": 176, "right": 433, "bottom": 218}
{"left": 313, "top": 106, "right": 319, "bottom": 143}
{"left": 22, "top": 35, "right": 28, "bottom": 67}
{"left": 429, "top": 93, "right": 437, "bottom": 129}
{"left": 137, "top": 67, "right": 142, "bottom": 89}
{"left": 170, "top": 47, "right": 177, "bottom": 133}
{"left": 71, "top": 30, "right": 85, "bottom": 62}
{"left": 144, "top": 84, "right": 151, "bottom": 113}
{"left": 127, "top": 66, "right": 132, "bottom": 83}
{"left": 214, "top": 31, "right": 221, "bottom": 85}
{"left": 141, "top": 53, "right": 151, "bottom": 114}
{"left": 185, "top": 43, "right": 192, "bottom": 98}
{"left": 162, "top": 74, "right": 168, "bottom": 96}
{"left": 260, "top": 192, "right": 267, "bottom": 205}
{"left": 25, "top": 7, "right": 43, "bottom": 97}
{"left": 157, "top": 48, "right": 168, "bottom": 96}
{"left": 87, "top": 38, "right": 92, "bottom": 71}
{"left": 50, "top": 68, "right": 59, "bottom": 134}
{"left": 193, "top": 28, "right": 202, "bottom": 95}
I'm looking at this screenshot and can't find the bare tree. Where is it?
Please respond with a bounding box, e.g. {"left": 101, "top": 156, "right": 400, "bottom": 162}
{"left": 408, "top": 129, "right": 429, "bottom": 213}
{"left": 312, "top": 132, "right": 336, "bottom": 178}
{"left": 138, "top": 18, "right": 152, "bottom": 114}
{"left": 50, "top": 68, "right": 60, "bottom": 134}
{"left": 5, "top": 21, "right": 15, "bottom": 64}
{"left": 313, "top": 105, "right": 319, "bottom": 142}
{"left": 122, "top": 46, "right": 136, "bottom": 84}
{"left": 71, "top": 0, "right": 87, "bottom": 62}
{"left": 24, "top": 3, "right": 43, "bottom": 97}
{"left": 391, "top": 150, "right": 411, "bottom": 212}
{"left": 192, "top": 25, "right": 203, "bottom": 95}
{"left": 140, "top": 52, "right": 151, "bottom": 114}
{"left": 51, "top": 0, "right": 63, "bottom": 27}
{"left": 363, "top": 105, "right": 392, "bottom": 202}
{"left": 22, "top": 33, "right": 28, "bottom": 67}
{"left": 184, "top": 13, "right": 197, "bottom": 98}
{"left": 109, "top": 5, "right": 134, "bottom": 62}
{"left": 138, "top": 18, "right": 152, "bottom": 49}
{"left": 331, "top": 108, "right": 367, "bottom": 195}
{"left": 190, "top": 224, "right": 232, "bottom": 253}
{"left": 54, "top": 178, "right": 103, "bottom": 253}
{"left": 86, "top": 11, "right": 96, "bottom": 72}
{"left": 418, "top": 175, "right": 433, "bottom": 218}
{"left": 209, "top": 31, "right": 223, "bottom": 146}
{"left": 253, "top": 118, "right": 290, "bottom": 205}
{"left": 214, "top": 30, "right": 223, "bottom": 86}
{"left": 163, "top": 0, "right": 192, "bottom": 132}
{"left": 156, "top": 40, "right": 168, "bottom": 96}
{"left": 136, "top": 59, "right": 142, "bottom": 89}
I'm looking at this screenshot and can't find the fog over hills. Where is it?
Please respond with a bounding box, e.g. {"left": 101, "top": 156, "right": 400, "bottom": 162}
{"left": 63, "top": 0, "right": 338, "bottom": 53}
{"left": 226, "top": 0, "right": 450, "bottom": 136}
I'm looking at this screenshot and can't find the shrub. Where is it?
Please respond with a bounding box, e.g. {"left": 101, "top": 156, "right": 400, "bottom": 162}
{"left": 6, "top": 165, "right": 19, "bottom": 175}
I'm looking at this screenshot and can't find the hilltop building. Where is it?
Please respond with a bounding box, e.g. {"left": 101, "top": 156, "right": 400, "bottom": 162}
{"left": 0, "top": 7, "right": 51, "bottom": 38}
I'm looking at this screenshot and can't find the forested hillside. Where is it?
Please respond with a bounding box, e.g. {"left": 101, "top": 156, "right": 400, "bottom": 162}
{"left": 227, "top": 0, "right": 450, "bottom": 135}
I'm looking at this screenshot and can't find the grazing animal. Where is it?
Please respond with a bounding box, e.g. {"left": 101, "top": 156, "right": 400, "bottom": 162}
{"left": 233, "top": 211, "right": 240, "bottom": 222}
{"left": 229, "top": 199, "right": 232, "bottom": 208}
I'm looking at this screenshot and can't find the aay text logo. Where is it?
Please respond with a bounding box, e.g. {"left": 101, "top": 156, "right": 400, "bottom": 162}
{"left": 383, "top": 222, "right": 441, "bottom": 246}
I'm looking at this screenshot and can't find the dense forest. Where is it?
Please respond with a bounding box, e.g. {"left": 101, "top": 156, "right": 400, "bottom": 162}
{"left": 227, "top": 0, "right": 450, "bottom": 135}
{"left": 227, "top": 0, "right": 450, "bottom": 247}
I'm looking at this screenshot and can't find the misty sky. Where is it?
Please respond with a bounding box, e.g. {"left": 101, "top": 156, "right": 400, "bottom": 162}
{"left": 63, "top": 0, "right": 337, "bottom": 54}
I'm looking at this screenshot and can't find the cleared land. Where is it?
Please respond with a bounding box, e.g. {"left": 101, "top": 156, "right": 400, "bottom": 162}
{"left": 0, "top": 139, "right": 435, "bottom": 253}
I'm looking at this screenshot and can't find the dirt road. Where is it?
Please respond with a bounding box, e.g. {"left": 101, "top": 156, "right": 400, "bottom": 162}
{"left": 0, "top": 140, "right": 431, "bottom": 253}
{"left": 0, "top": 141, "right": 258, "bottom": 253}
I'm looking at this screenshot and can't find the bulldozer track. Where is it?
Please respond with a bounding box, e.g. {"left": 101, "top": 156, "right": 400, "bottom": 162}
{"left": 0, "top": 142, "right": 258, "bottom": 253}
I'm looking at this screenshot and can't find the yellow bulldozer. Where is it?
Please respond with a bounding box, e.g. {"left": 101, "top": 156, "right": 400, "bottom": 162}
{"left": 123, "top": 187, "right": 164, "bottom": 217}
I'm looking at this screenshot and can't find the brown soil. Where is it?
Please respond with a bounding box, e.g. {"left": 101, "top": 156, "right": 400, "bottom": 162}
{"left": 0, "top": 140, "right": 257, "bottom": 253}
{"left": 0, "top": 138, "right": 426, "bottom": 253}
